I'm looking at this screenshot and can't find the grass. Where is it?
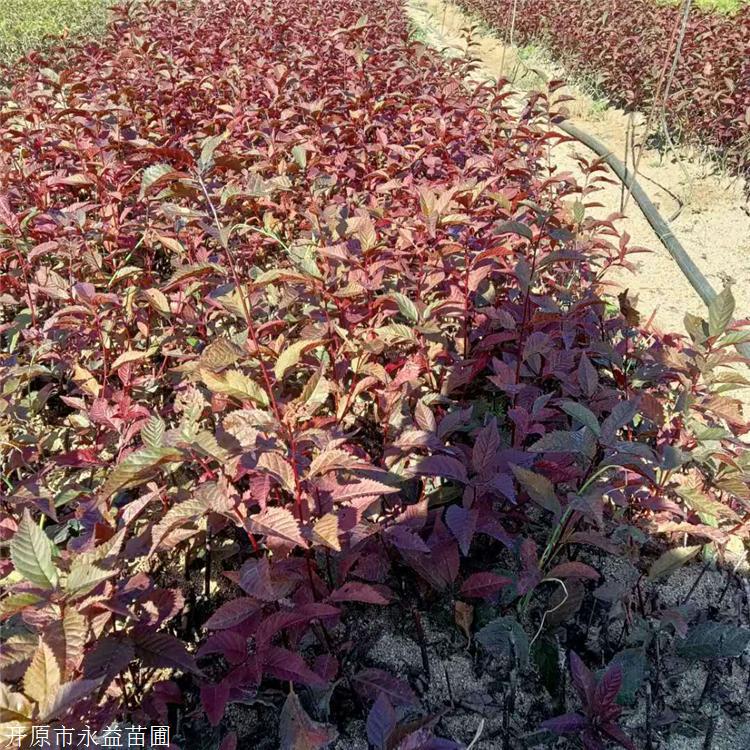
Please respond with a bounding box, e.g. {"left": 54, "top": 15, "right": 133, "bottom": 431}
{"left": 656, "top": 0, "right": 749, "bottom": 12}
{"left": 0, "top": 0, "right": 112, "bottom": 66}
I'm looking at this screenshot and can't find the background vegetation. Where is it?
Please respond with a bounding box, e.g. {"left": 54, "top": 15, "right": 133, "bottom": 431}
{"left": 658, "top": 0, "right": 749, "bottom": 11}
{"left": 0, "top": 0, "right": 111, "bottom": 66}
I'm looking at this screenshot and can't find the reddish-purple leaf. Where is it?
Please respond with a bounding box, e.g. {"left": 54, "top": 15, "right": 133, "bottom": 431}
{"left": 366, "top": 692, "right": 396, "bottom": 750}
{"left": 415, "top": 455, "right": 468, "bottom": 483}
{"left": 204, "top": 597, "right": 261, "bottom": 630}
{"left": 445, "top": 505, "right": 477, "bottom": 556}
{"left": 384, "top": 526, "right": 430, "bottom": 553}
{"left": 263, "top": 647, "right": 327, "bottom": 687}
{"left": 201, "top": 681, "right": 230, "bottom": 726}
{"left": 594, "top": 664, "right": 623, "bottom": 710}
{"left": 569, "top": 651, "right": 595, "bottom": 705}
{"left": 238, "top": 558, "right": 283, "bottom": 601}
{"left": 256, "top": 604, "right": 340, "bottom": 644}
{"left": 196, "top": 632, "right": 248, "bottom": 664}
{"left": 460, "top": 572, "right": 513, "bottom": 599}
{"left": 545, "top": 562, "right": 600, "bottom": 581}
{"left": 601, "top": 721, "right": 637, "bottom": 750}
{"left": 540, "top": 713, "right": 587, "bottom": 735}
{"left": 352, "top": 668, "right": 417, "bottom": 707}
{"left": 328, "top": 582, "right": 392, "bottom": 605}
{"left": 132, "top": 630, "right": 202, "bottom": 676}
{"left": 471, "top": 418, "right": 500, "bottom": 474}
{"left": 314, "top": 655, "right": 339, "bottom": 682}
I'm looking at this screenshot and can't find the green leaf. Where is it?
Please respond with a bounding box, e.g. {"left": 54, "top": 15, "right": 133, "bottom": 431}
{"left": 99, "top": 446, "right": 183, "bottom": 498}
{"left": 373, "top": 324, "right": 417, "bottom": 344}
{"left": 291, "top": 145, "right": 307, "bottom": 169}
{"left": 684, "top": 313, "right": 708, "bottom": 344}
{"left": 287, "top": 241, "right": 322, "bottom": 279}
{"left": 676, "top": 486, "right": 740, "bottom": 522}
{"left": 274, "top": 339, "right": 322, "bottom": 380}
{"left": 718, "top": 329, "right": 750, "bottom": 347}
{"left": 198, "top": 131, "right": 229, "bottom": 172}
{"left": 677, "top": 621, "right": 750, "bottom": 660}
{"left": 510, "top": 464, "right": 560, "bottom": 516}
{"left": 201, "top": 369, "right": 269, "bottom": 406}
{"left": 139, "top": 163, "right": 173, "bottom": 200}
{"left": 647, "top": 545, "right": 701, "bottom": 582}
{"left": 65, "top": 563, "right": 118, "bottom": 599}
{"left": 141, "top": 415, "right": 166, "bottom": 449}
{"left": 708, "top": 286, "right": 735, "bottom": 338}
{"left": 607, "top": 648, "right": 648, "bottom": 705}
{"left": 10, "top": 509, "right": 58, "bottom": 589}
{"left": 297, "top": 369, "right": 330, "bottom": 417}
{"left": 389, "top": 292, "right": 419, "bottom": 323}
{"left": 477, "top": 616, "right": 529, "bottom": 668}
{"left": 532, "top": 637, "right": 561, "bottom": 698}
{"left": 559, "top": 401, "right": 600, "bottom": 436}
{"left": 493, "top": 221, "right": 533, "bottom": 240}
{"left": 43, "top": 679, "right": 103, "bottom": 722}
{"left": 0, "top": 592, "right": 44, "bottom": 618}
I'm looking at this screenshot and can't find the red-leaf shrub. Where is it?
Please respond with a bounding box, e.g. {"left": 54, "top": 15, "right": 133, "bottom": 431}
{"left": 456, "top": 0, "right": 750, "bottom": 177}
{"left": 1, "top": 0, "right": 748, "bottom": 741}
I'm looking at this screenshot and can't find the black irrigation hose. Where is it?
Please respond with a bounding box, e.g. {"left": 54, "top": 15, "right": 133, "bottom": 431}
{"left": 557, "top": 120, "right": 750, "bottom": 360}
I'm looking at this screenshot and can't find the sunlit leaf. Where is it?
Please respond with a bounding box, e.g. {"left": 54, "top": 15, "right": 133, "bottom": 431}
{"left": 10, "top": 509, "right": 58, "bottom": 589}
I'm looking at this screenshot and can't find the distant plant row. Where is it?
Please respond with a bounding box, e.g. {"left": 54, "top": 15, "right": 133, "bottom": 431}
{"left": 0, "top": 0, "right": 111, "bottom": 68}
{"left": 1, "top": 0, "right": 749, "bottom": 746}
{"left": 457, "top": 0, "right": 750, "bottom": 178}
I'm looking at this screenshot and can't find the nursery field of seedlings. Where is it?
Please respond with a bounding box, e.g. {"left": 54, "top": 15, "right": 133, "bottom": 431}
{"left": 456, "top": 0, "right": 750, "bottom": 178}
{"left": 1, "top": 0, "right": 750, "bottom": 749}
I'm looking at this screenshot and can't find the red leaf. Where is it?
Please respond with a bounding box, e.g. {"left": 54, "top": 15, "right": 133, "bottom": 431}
{"left": 263, "top": 647, "right": 327, "bottom": 687}
{"left": 132, "top": 630, "right": 202, "bottom": 676}
{"left": 415, "top": 455, "right": 468, "bottom": 483}
{"left": 460, "top": 572, "right": 513, "bottom": 599}
{"left": 352, "top": 668, "right": 417, "bottom": 707}
{"left": 255, "top": 604, "right": 340, "bottom": 644}
{"left": 594, "top": 664, "right": 623, "bottom": 710}
{"left": 328, "top": 582, "right": 392, "bottom": 605}
{"left": 201, "top": 681, "right": 230, "bottom": 726}
{"left": 196, "top": 632, "right": 248, "bottom": 664}
{"left": 203, "top": 598, "right": 260, "bottom": 629}
{"left": 545, "top": 562, "right": 600, "bottom": 581}
{"left": 445, "top": 505, "right": 477, "bottom": 556}
{"left": 366, "top": 693, "right": 396, "bottom": 750}
{"left": 471, "top": 417, "right": 500, "bottom": 474}
{"left": 569, "top": 651, "right": 595, "bottom": 705}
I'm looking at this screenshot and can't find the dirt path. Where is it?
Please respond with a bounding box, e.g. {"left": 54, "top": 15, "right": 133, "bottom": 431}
{"left": 407, "top": 0, "right": 750, "bottom": 339}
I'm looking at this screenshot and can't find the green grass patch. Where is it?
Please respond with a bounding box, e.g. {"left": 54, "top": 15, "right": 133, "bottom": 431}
{"left": 656, "top": 0, "right": 749, "bottom": 12}
{"left": 0, "top": 0, "right": 112, "bottom": 66}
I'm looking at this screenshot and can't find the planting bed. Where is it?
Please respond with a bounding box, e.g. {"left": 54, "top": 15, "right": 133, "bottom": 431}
{"left": 1, "top": 0, "right": 750, "bottom": 748}
{"left": 455, "top": 0, "right": 750, "bottom": 178}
